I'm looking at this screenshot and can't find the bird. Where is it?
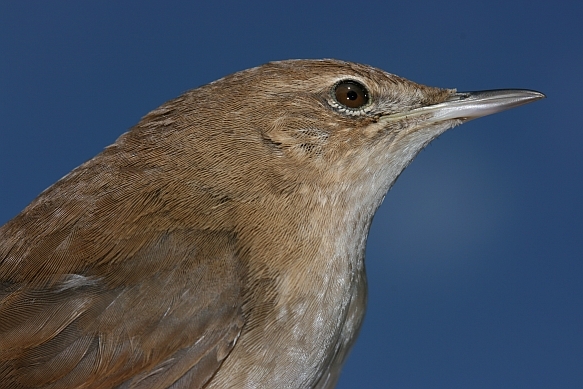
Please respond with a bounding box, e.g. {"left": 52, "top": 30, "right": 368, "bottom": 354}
{"left": 0, "top": 59, "right": 544, "bottom": 389}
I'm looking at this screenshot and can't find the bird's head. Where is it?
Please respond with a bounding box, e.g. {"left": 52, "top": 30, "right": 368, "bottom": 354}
{"left": 126, "top": 59, "right": 542, "bottom": 213}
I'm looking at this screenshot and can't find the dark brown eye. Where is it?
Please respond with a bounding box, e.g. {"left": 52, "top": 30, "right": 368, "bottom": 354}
{"left": 334, "top": 81, "right": 369, "bottom": 109}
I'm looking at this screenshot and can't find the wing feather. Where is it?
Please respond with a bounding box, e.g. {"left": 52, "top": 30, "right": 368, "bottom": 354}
{"left": 1, "top": 223, "right": 245, "bottom": 389}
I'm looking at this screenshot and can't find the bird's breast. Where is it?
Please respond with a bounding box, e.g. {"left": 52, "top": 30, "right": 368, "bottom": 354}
{"left": 208, "top": 195, "right": 371, "bottom": 388}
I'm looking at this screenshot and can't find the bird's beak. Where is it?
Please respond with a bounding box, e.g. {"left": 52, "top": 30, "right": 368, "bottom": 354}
{"left": 380, "top": 89, "right": 545, "bottom": 124}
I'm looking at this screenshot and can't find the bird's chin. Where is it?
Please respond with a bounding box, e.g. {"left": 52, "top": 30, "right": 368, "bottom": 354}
{"left": 387, "top": 119, "right": 460, "bottom": 156}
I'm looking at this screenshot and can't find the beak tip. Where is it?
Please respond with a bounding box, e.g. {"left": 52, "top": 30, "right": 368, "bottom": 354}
{"left": 534, "top": 91, "right": 546, "bottom": 100}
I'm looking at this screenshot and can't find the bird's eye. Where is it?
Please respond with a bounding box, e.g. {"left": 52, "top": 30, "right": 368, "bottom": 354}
{"left": 334, "top": 81, "right": 369, "bottom": 109}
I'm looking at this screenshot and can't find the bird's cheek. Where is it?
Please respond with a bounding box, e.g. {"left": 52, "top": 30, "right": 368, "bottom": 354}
{"left": 361, "top": 121, "right": 390, "bottom": 139}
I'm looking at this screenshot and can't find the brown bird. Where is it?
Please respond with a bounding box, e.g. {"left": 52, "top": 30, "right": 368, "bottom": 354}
{"left": 0, "top": 59, "right": 543, "bottom": 388}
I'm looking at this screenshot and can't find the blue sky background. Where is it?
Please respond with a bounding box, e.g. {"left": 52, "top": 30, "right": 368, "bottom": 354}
{"left": 1, "top": 1, "right": 581, "bottom": 388}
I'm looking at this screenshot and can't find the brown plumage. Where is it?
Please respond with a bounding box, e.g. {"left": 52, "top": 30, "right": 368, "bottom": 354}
{"left": 0, "top": 59, "right": 543, "bottom": 388}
